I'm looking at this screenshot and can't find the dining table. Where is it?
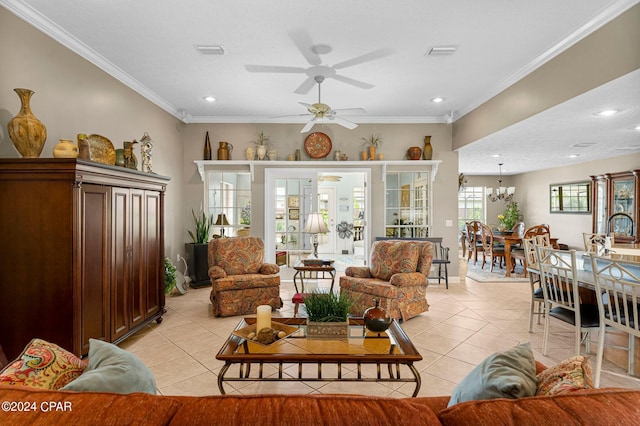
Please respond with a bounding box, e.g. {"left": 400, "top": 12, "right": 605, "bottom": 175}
{"left": 492, "top": 231, "right": 559, "bottom": 277}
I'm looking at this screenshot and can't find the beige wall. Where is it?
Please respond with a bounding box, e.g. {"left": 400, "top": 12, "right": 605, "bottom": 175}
{"left": 453, "top": 3, "right": 640, "bottom": 148}
{"left": 0, "top": 8, "right": 185, "bottom": 259}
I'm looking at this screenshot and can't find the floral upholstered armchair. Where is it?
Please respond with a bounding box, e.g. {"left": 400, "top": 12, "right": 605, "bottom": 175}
{"left": 339, "top": 240, "right": 433, "bottom": 321}
{"left": 208, "top": 237, "right": 283, "bottom": 317}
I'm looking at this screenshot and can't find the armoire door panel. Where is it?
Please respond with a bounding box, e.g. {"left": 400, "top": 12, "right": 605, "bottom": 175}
{"left": 79, "top": 184, "right": 111, "bottom": 354}
{"left": 129, "top": 189, "right": 146, "bottom": 327}
{"left": 111, "top": 187, "right": 129, "bottom": 339}
{"left": 144, "top": 191, "right": 162, "bottom": 316}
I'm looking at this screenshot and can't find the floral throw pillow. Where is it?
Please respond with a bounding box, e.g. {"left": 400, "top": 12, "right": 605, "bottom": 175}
{"left": 0, "top": 338, "right": 87, "bottom": 389}
{"left": 536, "top": 355, "right": 594, "bottom": 396}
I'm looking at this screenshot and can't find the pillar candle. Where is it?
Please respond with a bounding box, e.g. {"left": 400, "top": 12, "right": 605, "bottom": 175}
{"left": 256, "top": 305, "right": 271, "bottom": 332}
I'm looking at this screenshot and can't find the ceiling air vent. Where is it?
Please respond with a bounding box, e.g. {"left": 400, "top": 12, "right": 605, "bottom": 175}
{"left": 427, "top": 46, "right": 457, "bottom": 56}
{"left": 196, "top": 45, "right": 225, "bottom": 55}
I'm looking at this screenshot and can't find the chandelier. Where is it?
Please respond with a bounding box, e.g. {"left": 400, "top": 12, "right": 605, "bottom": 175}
{"left": 486, "top": 163, "right": 515, "bottom": 202}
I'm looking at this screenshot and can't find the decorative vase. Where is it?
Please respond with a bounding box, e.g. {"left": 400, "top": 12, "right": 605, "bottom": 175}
{"left": 407, "top": 146, "right": 422, "bottom": 160}
{"left": 77, "top": 133, "right": 91, "bottom": 160}
{"left": 7, "top": 88, "right": 47, "bottom": 158}
{"left": 257, "top": 145, "right": 267, "bottom": 160}
{"left": 53, "top": 139, "right": 79, "bottom": 158}
{"left": 363, "top": 299, "right": 392, "bottom": 332}
{"left": 115, "top": 148, "right": 125, "bottom": 166}
{"left": 267, "top": 149, "right": 277, "bottom": 160}
{"left": 306, "top": 320, "right": 349, "bottom": 339}
{"left": 245, "top": 147, "right": 255, "bottom": 160}
{"left": 423, "top": 136, "right": 433, "bottom": 160}
{"left": 361, "top": 150, "right": 368, "bottom": 161}
{"left": 203, "top": 131, "right": 212, "bottom": 160}
{"left": 368, "top": 145, "right": 377, "bottom": 161}
{"left": 217, "top": 141, "right": 231, "bottom": 160}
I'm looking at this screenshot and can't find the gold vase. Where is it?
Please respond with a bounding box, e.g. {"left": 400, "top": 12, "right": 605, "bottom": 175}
{"left": 368, "top": 145, "right": 377, "bottom": 161}
{"left": 53, "top": 139, "right": 79, "bottom": 158}
{"left": 7, "top": 88, "right": 47, "bottom": 158}
{"left": 423, "top": 136, "right": 433, "bottom": 160}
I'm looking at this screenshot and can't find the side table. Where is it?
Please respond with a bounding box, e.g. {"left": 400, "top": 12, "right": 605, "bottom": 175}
{"left": 292, "top": 264, "right": 336, "bottom": 317}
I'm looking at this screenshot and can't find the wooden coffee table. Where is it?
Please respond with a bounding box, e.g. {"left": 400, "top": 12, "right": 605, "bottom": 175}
{"left": 215, "top": 317, "right": 423, "bottom": 396}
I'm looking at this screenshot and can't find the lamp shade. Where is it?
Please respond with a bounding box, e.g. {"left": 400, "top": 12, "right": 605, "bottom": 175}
{"left": 303, "top": 213, "right": 329, "bottom": 234}
{"left": 214, "top": 213, "right": 230, "bottom": 226}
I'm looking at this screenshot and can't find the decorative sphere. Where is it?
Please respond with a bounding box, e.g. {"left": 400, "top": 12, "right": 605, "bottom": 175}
{"left": 363, "top": 300, "right": 392, "bottom": 332}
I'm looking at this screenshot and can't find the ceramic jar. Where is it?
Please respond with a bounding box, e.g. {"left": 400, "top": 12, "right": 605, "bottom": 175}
{"left": 245, "top": 147, "right": 255, "bottom": 160}
{"left": 257, "top": 145, "right": 267, "bottom": 160}
{"left": 217, "top": 141, "right": 232, "bottom": 160}
{"left": 423, "top": 135, "right": 433, "bottom": 160}
{"left": 363, "top": 299, "right": 392, "bottom": 332}
{"left": 7, "top": 88, "right": 47, "bottom": 158}
{"left": 53, "top": 139, "right": 79, "bottom": 158}
{"left": 407, "top": 146, "right": 422, "bottom": 160}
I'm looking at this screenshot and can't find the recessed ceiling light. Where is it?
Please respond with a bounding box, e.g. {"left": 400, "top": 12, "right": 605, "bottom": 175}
{"left": 196, "top": 45, "right": 225, "bottom": 55}
{"left": 427, "top": 46, "right": 457, "bottom": 56}
{"left": 203, "top": 96, "right": 216, "bottom": 102}
{"left": 310, "top": 44, "right": 332, "bottom": 55}
{"left": 491, "top": 154, "right": 502, "bottom": 158}
{"left": 572, "top": 143, "right": 596, "bottom": 148}
{"left": 595, "top": 109, "right": 618, "bottom": 116}
{"left": 568, "top": 154, "right": 580, "bottom": 158}
{"left": 634, "top": 125, "right": 640, "bottom": 131}
{"left": 431, "top": 97, "right": 444, "bottom": 103}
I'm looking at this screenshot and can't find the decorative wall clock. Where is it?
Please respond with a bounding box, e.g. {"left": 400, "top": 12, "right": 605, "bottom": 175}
{"left": 304, "top": 132, "right": 332, "bottom": 159}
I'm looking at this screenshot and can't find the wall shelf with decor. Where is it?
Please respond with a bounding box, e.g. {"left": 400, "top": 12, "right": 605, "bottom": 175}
{"left": 194, "top": 160, "right": 440, "bottom": 182}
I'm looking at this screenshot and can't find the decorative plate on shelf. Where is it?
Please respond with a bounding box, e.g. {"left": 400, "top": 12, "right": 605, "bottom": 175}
{"left": 304, "top": 132, "right": 332, "bottom": 159}
{"left": 86, "top": 134, "right": 116, "bottom": 165}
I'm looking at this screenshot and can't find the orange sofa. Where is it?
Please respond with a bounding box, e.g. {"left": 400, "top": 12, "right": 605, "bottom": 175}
{"left": 2, "top": 386, "right": 640, "bottom": 425}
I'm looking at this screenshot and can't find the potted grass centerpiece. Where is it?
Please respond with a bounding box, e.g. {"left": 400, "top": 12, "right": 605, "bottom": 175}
{"left": 304, "top": 291, "right": 352, "bottom": 339}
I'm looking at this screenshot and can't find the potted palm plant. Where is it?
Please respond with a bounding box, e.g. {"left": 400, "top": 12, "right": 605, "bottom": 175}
{"left": 304, "top": 291, "right": 352, "bottom": 339}
{"left": 185, "top": 209, "right": 214, "bottom": 288}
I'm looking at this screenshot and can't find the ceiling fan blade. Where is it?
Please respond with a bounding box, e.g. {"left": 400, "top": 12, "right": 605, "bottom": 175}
{"left": 269, "top": 113, "right": 311, "bottom": 119}
{"left": 329, "top": 74, "right": 375, "bottom": 90}
{"left": 245, "top": 64, "right": 307, "bottom": 73}
{"left": 332, "top": 48, "right": 394, "bottom": 69}
{"left": 300, "top": 118, "right": 316, "bottom": 133}
{"left": 294, "top": 76, "right": 318, "bottom": 94}
{"left": 332, "top": 107, "right": 367, "bottom": 114}
{"left": 330, "top": 116, "right": 358, "bottom": 130}
{"left": 289, "top": 29, "right": 322, "bottom": 66}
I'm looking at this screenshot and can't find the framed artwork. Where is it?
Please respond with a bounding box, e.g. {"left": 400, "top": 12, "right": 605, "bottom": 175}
{"left": 288, "top": 196, "right": 299, "bottom": 208}
{"left": 289, "top": 208, "right": 299, "bottom": 220}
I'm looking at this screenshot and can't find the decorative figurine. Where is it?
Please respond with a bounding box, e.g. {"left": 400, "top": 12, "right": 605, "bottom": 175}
{"left": 140, "top": 132, "right": 153, "bottom": 173}
{"left": 123, "top": 140, "right": 138, "bottom": 170}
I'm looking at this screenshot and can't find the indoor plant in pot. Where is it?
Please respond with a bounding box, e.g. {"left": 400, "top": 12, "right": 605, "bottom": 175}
{"left": 304, "top": 291, "right": 352, "bottom": 339}
{"left": 185, "top": 209, "right": 214, "bottom": 288}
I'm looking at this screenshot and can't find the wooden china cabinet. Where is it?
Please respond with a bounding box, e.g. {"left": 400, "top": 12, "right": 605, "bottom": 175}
{"left": 590, "top": 169, "right": 639, "bottom": 243}
{"left": 0, "top": 159, "right": 170, "bottom": 360}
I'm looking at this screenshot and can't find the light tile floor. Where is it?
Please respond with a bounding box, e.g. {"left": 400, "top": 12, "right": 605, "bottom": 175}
{"left": 120, "top": 259, "right": 640, "bottom": 397}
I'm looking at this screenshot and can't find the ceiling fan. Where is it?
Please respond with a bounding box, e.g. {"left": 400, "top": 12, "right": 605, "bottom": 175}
{"left": 276, "top": 75, "right": 365, "bottom": 133}
{"left": 245, "top": 30, "right": 393, "bottom": 94}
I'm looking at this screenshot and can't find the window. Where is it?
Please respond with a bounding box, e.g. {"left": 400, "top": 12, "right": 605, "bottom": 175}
{"left": 206, "top": 171, "right": 252, "bottom": 237}
{"left": 385, "top": 171, "right": 430, "bottom": 238}
{"left": 458, "top": 187, "right": 485, "bottom": 231}
{"left": 550, "top": 182, "right": 591, "bottom": 213}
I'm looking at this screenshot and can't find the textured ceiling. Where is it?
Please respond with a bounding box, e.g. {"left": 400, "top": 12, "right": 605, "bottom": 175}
{"left": 3, "top": 0, "right": 639, "bottom": 174}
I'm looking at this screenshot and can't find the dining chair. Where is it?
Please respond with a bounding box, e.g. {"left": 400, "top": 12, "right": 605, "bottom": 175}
{"left": 589, "top": 254, "right": 640, "bottom": 388}
{"left": 479, "top": 223, "right": 505, "bottom": 272}
{"left": 523, "top": 237, "right": 545, "bottom": 332}
{"left": 537, "top": 247, "right": 600, "bottom": 357}
{"left": 583, "top": 232, "right": 607, "bottom": 253}
{"left": 465, "top": 221, "right": 482, "bottom": 265}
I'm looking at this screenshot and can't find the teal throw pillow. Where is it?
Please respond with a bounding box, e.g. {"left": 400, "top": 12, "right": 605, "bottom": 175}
{"left": 61, "top": 339, "right": 156, "bottom": 394}
{"left": 447, "top": 342, "right": 537, "bottom": 407}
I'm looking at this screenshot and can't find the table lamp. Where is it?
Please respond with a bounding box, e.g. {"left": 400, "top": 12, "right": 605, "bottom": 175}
{"left": 303, "top": 212, "right": 329, "bottom": 258}
{"left": 215, "top": 213, "right": 230, "bottom": 237}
